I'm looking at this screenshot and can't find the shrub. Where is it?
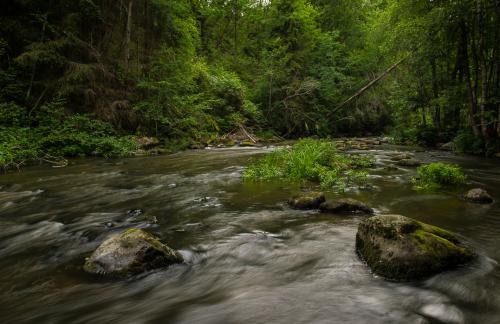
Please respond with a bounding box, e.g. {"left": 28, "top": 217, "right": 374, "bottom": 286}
{"left": 0, "top": 111, "right": 138, "bottom": 170}
{"left": 243, "top": 138, "right": 373, "bottom": 191}
{"left": 412, "top": 163, "right": 466, "bottom": 190}
{"left": 0, "top": 127, "right": 41, "bottom": 170}
{"left": 0, "top": 102, "right": 27, "bottom": 127}
{"left": 453, "top": 130, "right": 484, "bottom": 155}
{"left": 391, "top": 125, "right": 440, "bottom": 146}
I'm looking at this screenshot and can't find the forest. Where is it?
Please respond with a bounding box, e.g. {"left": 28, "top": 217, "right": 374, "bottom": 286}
{"left": 1, "top": 0, "right": 499, "bottom": 169}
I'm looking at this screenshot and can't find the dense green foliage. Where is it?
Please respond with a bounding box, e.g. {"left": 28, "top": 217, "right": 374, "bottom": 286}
{"left": 412, "top": 163, "right": 467, "bottom": 190}
{"left": 1, "top": 0, "right": 500, "bottom": 169}
{"left": 243, "top": 138, "right": 373, "bottom": 190}
{"left": 0, "top": 101, "right": 137, "bottom": 170}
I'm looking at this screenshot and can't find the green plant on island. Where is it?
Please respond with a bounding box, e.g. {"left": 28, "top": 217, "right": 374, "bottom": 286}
{"left": 411, "top": 163, "right": 466, "bottom": 190}
{"left": 243, "top": 138, "right": 374, "bottom": 191}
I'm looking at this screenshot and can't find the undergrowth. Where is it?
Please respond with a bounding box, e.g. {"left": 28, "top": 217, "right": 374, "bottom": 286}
{"left": 0, "top": 101, "right": 138, "bottom": 171}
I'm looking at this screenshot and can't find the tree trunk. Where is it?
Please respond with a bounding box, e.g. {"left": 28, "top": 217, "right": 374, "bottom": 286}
{"left": 431, "top": 58, "right": 440, "bottom": 129}
{"left": 26, "top": 14, "right": 48, "bottom": 101}
{"left": 124, "top": 0, "right": 134, "bottom": 70}
{"left": 461, "top": 21, "right": 481, "bottom": 137}
{"left": 334, "top": 55, "right": 408, "bottom": 112}
{"left": 477, "top": 0, "right": 489, "bottom": 140}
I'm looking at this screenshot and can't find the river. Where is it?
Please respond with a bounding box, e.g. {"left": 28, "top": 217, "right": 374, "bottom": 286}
{"left": 0, "top": 144, "right": 499, "bottom": 323}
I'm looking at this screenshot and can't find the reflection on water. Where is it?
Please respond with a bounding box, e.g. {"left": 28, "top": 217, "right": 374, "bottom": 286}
{"left": 0, "top": 145, "right": 499, "bottom": 323}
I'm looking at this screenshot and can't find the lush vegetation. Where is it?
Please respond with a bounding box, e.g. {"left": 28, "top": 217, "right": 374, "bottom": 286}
{"left": 412, "top": 163, "right": 467, "bottom": 190}
{"left": 0, "top": 101, "right": 137, "bottom": 170}
{"left": 243, "top": 139, "right": 374, "bottom": 191}
{"left": 1, "top": 0, "right": 500, "bottom": 169}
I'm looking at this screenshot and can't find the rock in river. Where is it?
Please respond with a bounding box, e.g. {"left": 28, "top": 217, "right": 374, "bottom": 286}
{"left": 288, "top": 192, "right": 325, "bottom": 210}
{"left": 84, "top": 228, "right": 183, "bottom": 276}
{"left": 320, "top": 198, "right": 373, "bottom": 215}
{"left": 396, "top": 158, "right": 422, "bottom": 167}
{"left": 356, "top": 215, "right": 473, "bottom": 281}
{"left": 464, "top": 188, "right": 494, "bottom": 204}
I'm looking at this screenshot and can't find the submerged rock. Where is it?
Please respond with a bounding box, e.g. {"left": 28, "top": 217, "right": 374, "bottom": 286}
{"left": 396, "top": 158, "right": 422, "bottom": 167}
{"left": 390, "top": 153, "right": 413, "bottom": 161}
{"left": 320, "top": 198, "right": 373, "bottom": 215}
{"left": 288, "top": 192, "right": 326, "bottom": 210}
{"left": 356, "top": 215, "right": 473, "bottom": 281}
{"left": 464, "top": 188, "right": 493, "bottom": 204}
{"left": 84, "top": 228, "right": 183, "bottom": 277}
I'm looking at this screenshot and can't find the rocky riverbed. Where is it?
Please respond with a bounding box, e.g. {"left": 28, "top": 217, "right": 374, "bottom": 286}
{"left": 0, "top": 141, "right": 499, "bottom": 323}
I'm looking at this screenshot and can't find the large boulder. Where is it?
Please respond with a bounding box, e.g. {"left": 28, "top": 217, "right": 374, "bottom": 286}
{"left": 464, "top": 188, "right": 494, "bottom": 204}
{"left": 84, "top": 228, "right": 183, "bottom": 277}
{"left": 356, "top": 215, "right": 473, "bottom": 281}
{"left": 288, "top": 192, "right": 325, "bottom": 210}
{"left": 320, "top": 198, "right": 373, "bottom": 215}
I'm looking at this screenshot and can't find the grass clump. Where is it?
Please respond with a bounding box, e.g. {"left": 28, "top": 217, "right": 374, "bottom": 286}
{"left": 243, "top": 138, "right": 374, "bottom": 191}
{"left": 412, "top": 162, "right": 466, "bottom": 190}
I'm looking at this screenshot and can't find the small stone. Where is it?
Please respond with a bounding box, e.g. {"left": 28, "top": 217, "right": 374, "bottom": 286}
{"left": 464, "top": 188, "right": 493, "bottom": 204}
{"left": 127, "top": 209, "right": 144, "bottom": 218}
{"left": 288, "top": 192, "right": 326, "bottom": 210}
{"left": 84, "top": 228, "right": 183, "bottom": 277}
{"left": 320, "top": 198, "right": 373, "bottom": 215}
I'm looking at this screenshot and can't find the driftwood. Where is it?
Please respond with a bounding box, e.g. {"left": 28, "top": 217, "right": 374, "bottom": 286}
{"left": 223, "top": 125, "right": 258, "bottom": 143}
{"left": 39, "top": 154, "right": 68, "bottom": 168}
{"left": 331, "top": 56, "right": 409, "bottom": 114}
{"left": 238, "top": 124, "right": 257, "bottom": 143}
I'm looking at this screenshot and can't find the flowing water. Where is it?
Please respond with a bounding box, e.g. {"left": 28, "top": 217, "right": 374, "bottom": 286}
{"left": 0, "top": 144, "right": 499, "bottom": 324}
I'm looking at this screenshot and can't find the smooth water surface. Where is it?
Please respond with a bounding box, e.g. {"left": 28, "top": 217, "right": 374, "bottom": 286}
{"left": 0, "top": 145, "right": 499, "bottom": 323}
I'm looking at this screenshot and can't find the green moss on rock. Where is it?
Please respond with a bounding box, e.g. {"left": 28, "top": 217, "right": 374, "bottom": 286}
{"left": 319, "top": 198, "right": 373, "bottom": 215}
{"left": 288, "top": 192, "right": 326, "bottom": 210}
{"left": 356, "top": 215, "right": 473, "bottom": 281}
{"left": 84, "top": 228, "right": 183, "bottom": 277}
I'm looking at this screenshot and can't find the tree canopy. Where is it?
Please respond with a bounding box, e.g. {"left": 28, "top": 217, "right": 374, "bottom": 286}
{"left": 1, "top": 0, "right": 500, "bottom": 168}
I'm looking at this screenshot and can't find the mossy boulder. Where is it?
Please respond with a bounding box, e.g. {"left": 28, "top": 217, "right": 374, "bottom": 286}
{"left": 464, "top": 188, "right": 493, "bottom": 204}
{"left": 356, "top": 215, "right": 473, "bottom": 281}
{"left": 320, "top": 198, "right": 373, "bottom": 215}
{"left": 396, "top": 158, "right": 422, "bottom": 167}
{"left": 84, "top": 228, "right": 183, "bottom": 277}
{"left": 288, "top": 192, "right": 326, "bottom": 210}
